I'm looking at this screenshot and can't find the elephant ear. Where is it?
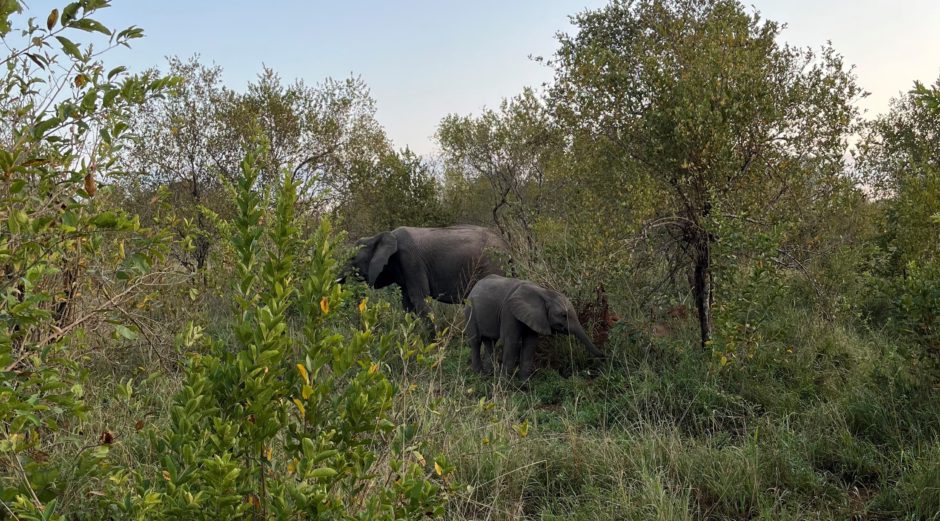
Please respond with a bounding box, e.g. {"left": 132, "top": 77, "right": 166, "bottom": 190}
{"left": 368, "top": 232, "right": 398, "bottom": 285}
{"left": 507, "top": 284, "right": 551, "bottom": 335}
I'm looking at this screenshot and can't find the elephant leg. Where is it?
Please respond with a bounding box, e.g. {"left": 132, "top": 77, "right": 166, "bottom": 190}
{"left": 401, "top": 284, "right": 434, "bottom": 339}
{"left": 501, "top": 325, "right": 521, "bottom": 377}
{"left": 519, "top": 334, "right": 538, "bottom": 381}
{"left": 401, "top": 290, "right": 415, "bottom": 312}
{"left": 481, "top": 339, "right": 495, "bottom": 374}
{"left": 402, "top": 279, "right": 432, "bottom": 322}
{"left": 468, "top": 329, "right": 483, "bottom": 374}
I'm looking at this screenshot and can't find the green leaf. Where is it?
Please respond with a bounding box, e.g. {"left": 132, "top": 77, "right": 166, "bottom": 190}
{"left": 116, "top": 25, "right": 144, "bottom": 41}
{"left": 56, "top": 35, "right": 82, "bottom": 60}
{"left": 32, "top": 116, "right": 61, "bottom": 138}
{"left": 61, "top": 210, "right": 78, "bottom": 232}
{"left": 114, "top": 324, "right": 138, "bottom": 340}
{"left": 0, "top": 1, "right": 23, "bottom": 36}
{"left": 61, "top": 3, "right": 79, "bottom": 25}
{"left": 301, "top": 437, "right": 315, "bottom": 459}
{"left": 102, "top": 88, "right": 119, "bottom": 108}
{"left": 90, "top": 211, "right": 118, "bottom": 228}
{"left": 308, "top": 467, "right": 337, "bottom": 479}
{"left": 69, "top": 18, "right": 111, "bottom": 35}
{"left": 107, "top": 65, "right": 126, "bottom": 80}
{"left": 125, "top": 253, "right": 151, "bottom": 274}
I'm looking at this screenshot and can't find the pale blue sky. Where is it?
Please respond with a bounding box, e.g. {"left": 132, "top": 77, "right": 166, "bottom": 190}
{"left": 20, "top": 1, "right": 940, "bottom": 155}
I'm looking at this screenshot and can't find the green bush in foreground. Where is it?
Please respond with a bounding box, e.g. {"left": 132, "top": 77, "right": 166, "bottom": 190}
{"left": 107, "top": 152, "right": 445, "bottom": 519}
{"left": 0, "top": 2, "right": 175, "bottom": 518}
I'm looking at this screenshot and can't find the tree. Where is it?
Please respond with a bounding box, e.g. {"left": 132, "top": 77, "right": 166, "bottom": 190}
{"left": 857, "top": 76, "right": 940, "bottom": 350}
{"left": 122, "top": 57, "right": 230, "bottom": 272}
{"left": 549, "top": 0, "right": 862, "bottom": 348}
{"left": 438, "top": 89, "right": 560, "bottom": 258}
{"left": 340, "top": 148, "right": 452, "bottom": 238}
{"left": 122, "top": 60, "right": 395, "bottom": 268}
{"left": 858, "top": 75, "right": 940, "bottom": 268}
{"left": 218, "top": 70, "right": 390, "bottom": 203}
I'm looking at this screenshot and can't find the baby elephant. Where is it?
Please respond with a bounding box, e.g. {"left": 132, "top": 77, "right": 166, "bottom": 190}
{"left": 465, "top": 275, "right": 606, "bottom": 380}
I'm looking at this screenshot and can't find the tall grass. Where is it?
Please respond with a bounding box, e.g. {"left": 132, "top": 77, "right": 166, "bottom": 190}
{"left": 378, "top": 300, "right": 940, "bottom": 520}
{"left": 65, "top": 271, "right": 939, "bottom": 519}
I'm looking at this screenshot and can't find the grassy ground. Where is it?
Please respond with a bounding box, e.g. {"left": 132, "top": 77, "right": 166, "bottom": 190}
{"left": 69, "top": 290, "right": 940, "bottom": 520}
{"left": 397, "top": 304, "right": 940, "bottom": 520}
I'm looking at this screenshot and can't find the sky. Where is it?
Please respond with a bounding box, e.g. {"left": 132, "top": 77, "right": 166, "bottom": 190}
{"left": 19, "top": 1, "right": 940, "bottom": 155}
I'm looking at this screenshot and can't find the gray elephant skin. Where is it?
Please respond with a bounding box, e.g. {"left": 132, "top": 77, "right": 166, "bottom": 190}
{"left": 344, "top": 225, "right": 510, "bottom": 317}
{"left": 465, "top": 274, "right": 606, "bottom": 380}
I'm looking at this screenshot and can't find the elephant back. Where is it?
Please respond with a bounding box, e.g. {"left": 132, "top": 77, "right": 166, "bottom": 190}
{"left": 398, "top": 226, "right": 511, "bottom": 303}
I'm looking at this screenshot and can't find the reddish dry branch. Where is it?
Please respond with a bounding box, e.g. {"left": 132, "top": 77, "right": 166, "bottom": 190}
{"left": 576, "top": 283, "right": 619, "bottom": 347}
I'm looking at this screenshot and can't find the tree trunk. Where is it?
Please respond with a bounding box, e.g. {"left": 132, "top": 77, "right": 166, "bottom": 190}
{"left": 692, "top": 233, "right": 712, "bottom": 348}
{"left": 691, "top": 220, "right": 712, "bottom": 350}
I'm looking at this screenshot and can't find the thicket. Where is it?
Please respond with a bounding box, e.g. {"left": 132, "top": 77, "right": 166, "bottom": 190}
{"left": 1, "top": 0, "right": 938, "bottom": 519}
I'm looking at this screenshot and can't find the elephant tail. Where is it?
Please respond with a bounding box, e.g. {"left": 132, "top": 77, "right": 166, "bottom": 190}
{"left": 463, "top": 304, "right": 478, "bottom": 338}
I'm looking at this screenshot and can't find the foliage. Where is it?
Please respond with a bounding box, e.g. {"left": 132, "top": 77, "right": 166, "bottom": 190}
{"left": 890, "top": 260, "right": 940, "bottom": 353}
{"left": 341, "top": 147, "right": 452, "bottom": 238}
{"left": 858, "top": 75, "right": 940, "bottom": 269}
{"left": 108, "top": 152, "right": 445, "bottom": 519}
{"left": 0, "top": 2, "right": 175, "bottom": 517}
{"left": 856, "top": 76, "right": 940, "bottom": 355}
{"left": 120, "top": 57, "right": 445, "bottom": 252}
{"left": 548, "top": 0, "right": 863, "bottom": 349}
{"left": 2, "top": 1, "right": 939, "bottom": 520}
{"left": 438, "top": 89, "right": 560, "bottom": 259}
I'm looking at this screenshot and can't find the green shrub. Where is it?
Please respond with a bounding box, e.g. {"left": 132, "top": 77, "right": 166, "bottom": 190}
{"left": 893, "top": 260, "right": 940, "bottom": 354}
{"left": 106, "top": 152, "right": 445, "bottom": 519}
{"left": 0, "top": 3, "right": 175, "bottom": 517}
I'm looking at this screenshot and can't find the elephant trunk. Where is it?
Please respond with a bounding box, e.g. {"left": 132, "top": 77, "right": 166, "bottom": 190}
{"left": 571, "top": 324, "right": 605, "bottom": 359}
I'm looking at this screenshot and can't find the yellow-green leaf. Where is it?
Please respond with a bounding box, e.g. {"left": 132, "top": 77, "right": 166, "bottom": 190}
{"left": 309, "top": 467, "right": 337, "bottom": 479}
{"left": 292, "top": 398, "right": 305, "bottom": 418}
{"left": 296, "top": 363, "right": 309, "bottom": 385}
{"left": 413, "top": 450, "right": 426, "bottom": 467}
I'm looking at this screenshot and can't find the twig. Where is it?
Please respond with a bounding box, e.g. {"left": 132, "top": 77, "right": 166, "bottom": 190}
{"left": 5, "top": 271, "right": 176, "bottom": 371}
{"left": 0, "top": 497, "right": 22, "bottom": 521}
{"left": 10, "top": 453, "right": 42, "bottom": 511}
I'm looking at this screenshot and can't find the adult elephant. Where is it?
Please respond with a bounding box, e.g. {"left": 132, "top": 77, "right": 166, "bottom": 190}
{"left": 342, "top": 225, "right": 510, "bottom": 317}
{"left": 465, "top": 275, "right": 605, "bottom": 380}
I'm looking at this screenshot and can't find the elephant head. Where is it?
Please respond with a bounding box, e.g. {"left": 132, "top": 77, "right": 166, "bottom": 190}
{"left": 507, "top": 284, "right": 606, "bottom": 359}
{"left": 343, "top": 232, "right": 399, "bottom": 287}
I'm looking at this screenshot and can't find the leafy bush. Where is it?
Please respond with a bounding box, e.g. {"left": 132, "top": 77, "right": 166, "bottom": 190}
{"left": 107, "top": 152, "right": 445, "bottom": 519}
{"left": 0, "top": 2, "right": 175, "bottom": 517}
{"left": 893, "top": 260, "right": 940, "bottom": 353}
